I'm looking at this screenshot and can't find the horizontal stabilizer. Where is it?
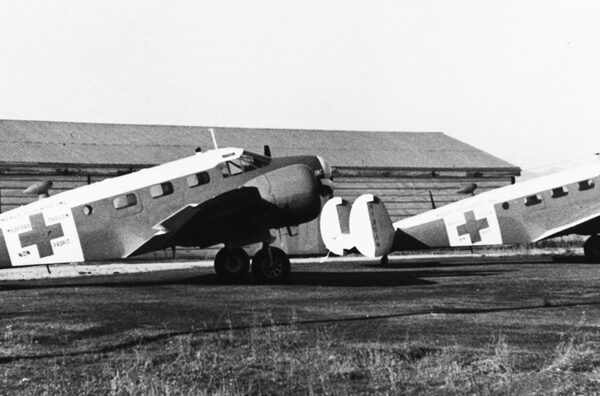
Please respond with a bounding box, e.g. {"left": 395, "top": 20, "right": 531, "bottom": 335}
{"left": 320, "top": 197, "right": 354, "bottom": 255}
{"left": 349, "top": 194, "right": 396, "bottom": 258}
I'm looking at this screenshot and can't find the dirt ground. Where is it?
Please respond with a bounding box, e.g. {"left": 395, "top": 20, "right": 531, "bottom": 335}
{"left": 1, "top": 256, "right": 599, "bottom": 394}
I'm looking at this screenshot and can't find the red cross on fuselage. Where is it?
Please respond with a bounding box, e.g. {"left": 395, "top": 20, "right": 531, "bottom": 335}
{"left": 456, "top": 210, "right": 489, "bottom": 243}
{"left": 18, "top": 213, "right": 64, "bottom": 258}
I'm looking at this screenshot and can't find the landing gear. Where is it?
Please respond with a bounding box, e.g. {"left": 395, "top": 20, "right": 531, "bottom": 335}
{"left": 584, "top": 235, "right": 600, "bottom": 262}
{"left": 251, "top": 246, "right": 291, "bottom": 283}
{"left": 214, "top": 247, "right": 250, "bottom": 281}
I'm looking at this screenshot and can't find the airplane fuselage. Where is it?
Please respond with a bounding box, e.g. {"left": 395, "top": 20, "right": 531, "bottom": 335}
{"left": 321, "top": 159, "right": 600, "bottom": 259}
{"left": 395, "top": 161, "right": 600, "bottom": 248}
{"left": 0, "top": 147, "right": 329, "bottom": 269}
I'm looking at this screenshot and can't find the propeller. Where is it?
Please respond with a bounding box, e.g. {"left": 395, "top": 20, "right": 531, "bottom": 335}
{"left": 316, "top": 156, "right": 334, "bottom": 197}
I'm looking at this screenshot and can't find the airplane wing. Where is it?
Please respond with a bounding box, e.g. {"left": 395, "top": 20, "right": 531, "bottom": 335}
{"left": 533, "top": 205, "right": 600, "bottom": 242}
{"left": 126, "top": 187, "right": 272, "bottom": 257}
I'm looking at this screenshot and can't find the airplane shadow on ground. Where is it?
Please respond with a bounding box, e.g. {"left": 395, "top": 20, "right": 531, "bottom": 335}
{"left": 368, "top": 255, "right": 594, "bottom": 269}
{"left": 285, "top": 268, "right": 512, "bottom": 287}
{"left": 552, "top": 255, "right": 599, "bottom": 264}
{"left": 0, "top": 268, "right": 512, "bottom": 290}
{"left": 363, "top": 261, "right": 484, "bottom": 269}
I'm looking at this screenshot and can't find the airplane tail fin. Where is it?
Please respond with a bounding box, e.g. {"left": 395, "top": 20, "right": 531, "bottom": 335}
{"left": 349, "top": 194, "right": 396, "bottom": 258}
{"left": 320, "top": 197, "right": 354, "bottom": 255}
{"left": 320, "top": 194, "right": 396, "bottom": 258}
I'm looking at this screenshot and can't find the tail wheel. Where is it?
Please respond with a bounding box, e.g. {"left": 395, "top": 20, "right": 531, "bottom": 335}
{"left": 214, "top": 247, "right": 250, "bottom": 281}
{"left": 584, "top": 235, "right": 600, "bottom": 262}
{"left": 251, "top": 247, "right": 291, "bottom": 283}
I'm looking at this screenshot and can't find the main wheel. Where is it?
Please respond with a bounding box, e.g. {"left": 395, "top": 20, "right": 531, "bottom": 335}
{"left": 214, "top": 247, "right": 250, "bottom": 281}
{"left": 251, "top": 247, "right": 291, "bottom": 283}
{"left": 584, "top": 235, "right": 600, "bottom": 262}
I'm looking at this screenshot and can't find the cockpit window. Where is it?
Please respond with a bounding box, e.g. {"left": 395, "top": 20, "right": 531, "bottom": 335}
{"left": 241, "top": 151, "right": 271, "bottom": 168}
{"left": 221, "top": 160, "right": 244, "bottom": 177}
{"left": 221, "top": 151, "right": 271, "bottom": 178}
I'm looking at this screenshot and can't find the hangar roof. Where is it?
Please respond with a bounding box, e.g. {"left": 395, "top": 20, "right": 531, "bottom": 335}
{"left": 0, "top": 120, "right": 518, "bottom": 171}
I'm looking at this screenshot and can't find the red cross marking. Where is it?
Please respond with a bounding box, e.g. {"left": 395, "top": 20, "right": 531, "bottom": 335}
{"left": 456, "top": 210, "right": 489, "bottom": 243}
{"left": 18, "top": 213, "right": 64, "bottom": 258}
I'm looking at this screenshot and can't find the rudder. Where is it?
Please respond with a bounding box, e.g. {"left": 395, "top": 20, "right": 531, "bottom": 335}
{"left": 349, "top": 194, "right": 395, "bottom": 258}
{"left": 320, "top": 197, "right": 354, "bottom": 255}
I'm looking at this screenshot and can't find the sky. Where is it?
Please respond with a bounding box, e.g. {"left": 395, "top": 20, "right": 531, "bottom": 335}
{"left": 1, "top": 0, "right": 599, "bottom": 170}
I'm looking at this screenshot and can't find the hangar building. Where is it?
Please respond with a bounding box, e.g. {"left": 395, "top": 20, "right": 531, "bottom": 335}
{"left": 0, "top": 120, "right": 520, "bottom": 256}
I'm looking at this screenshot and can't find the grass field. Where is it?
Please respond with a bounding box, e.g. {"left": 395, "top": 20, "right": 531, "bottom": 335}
{"left": 2, "top": 313, "right": 600, "bottom": 395}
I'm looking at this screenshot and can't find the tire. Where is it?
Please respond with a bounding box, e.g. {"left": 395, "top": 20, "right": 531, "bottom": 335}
{"left": 214, "top": 248, "right": 250, "bottom": 281}
{"left": 584, "top": 235, "right": 600, "bottom": 263}
{"left": 251, "top": 247, "right": 291, "bottom": 283}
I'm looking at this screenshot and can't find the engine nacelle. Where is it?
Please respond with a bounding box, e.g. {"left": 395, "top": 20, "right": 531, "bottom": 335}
{"left": 245, "top": 164, "right": 322, "bottom": 226}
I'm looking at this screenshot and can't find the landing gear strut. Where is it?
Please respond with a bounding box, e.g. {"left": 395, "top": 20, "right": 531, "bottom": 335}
{"left": 584, "top": 235, "right": 600, "bottom": 262}
{"left": 214, "top": 247, "right": 250, "bottom": 281}
{"left": 251, "top": 245, "right": 291, "bottom": 283}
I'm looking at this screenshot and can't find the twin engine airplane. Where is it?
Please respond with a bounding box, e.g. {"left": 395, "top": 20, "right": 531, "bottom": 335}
{"left": 0, "top": 147, "right": 333, "bottom": 283}
{"left": 321, "top": 159, "right": 600, "bottom": 262}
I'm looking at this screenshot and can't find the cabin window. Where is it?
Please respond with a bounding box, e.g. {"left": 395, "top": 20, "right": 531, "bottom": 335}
{"left": 187, "top": 172, "right": 210, "bottom": 187}
{"left": 150, "top": 182, "right": 174, "bottom": 198}
{"left": 551, "top": 186, "right": 568, "bottom": 198}
{"left": 501, "top": 202, "right": 510, "bottom": 210}
{"left": 113, "top": 193, "right": 138, "bottom": 209}
{"left": 524, "top": 194, "right": 542, "bottom": 206}
{"left": 578, "top": 179, "right": 595, "bottom": 191}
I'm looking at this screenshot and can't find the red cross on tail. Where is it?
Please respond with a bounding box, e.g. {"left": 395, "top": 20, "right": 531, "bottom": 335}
{"left": 18, "top": 213, "right": 65, "bottom": 258}
{"left": 456, "top": 210, "right": 490, "bottom": 244}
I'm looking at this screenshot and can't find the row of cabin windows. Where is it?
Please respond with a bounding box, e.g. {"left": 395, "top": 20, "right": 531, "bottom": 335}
{"left": 502, "top": 178, "right": 596, "bottom": 210}
{"left": 111, "top": 157, "right": 263, "bottom": 210}
{"left": 111, "top": 171, "right": 211, "bottom": 210}
{"left": 111, "top": 153, "right": 270, "bottom": 211}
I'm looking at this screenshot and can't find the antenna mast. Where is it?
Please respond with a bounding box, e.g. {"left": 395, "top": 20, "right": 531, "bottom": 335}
{"left": 209, "top": 128, "right": 219, "bottom": 149}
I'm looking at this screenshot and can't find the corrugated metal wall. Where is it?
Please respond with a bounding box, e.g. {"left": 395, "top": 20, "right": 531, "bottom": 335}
{"left": 0, "top": 174, "right": 103, "bottom": 213}
{"left": 333, "top": 174, "right": 514, "bottom": 223}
